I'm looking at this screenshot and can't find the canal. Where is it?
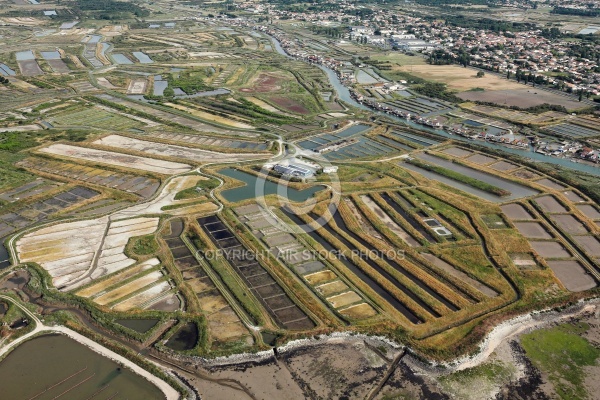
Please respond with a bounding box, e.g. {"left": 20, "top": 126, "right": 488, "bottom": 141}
{"left": 269, "top": 34, "right": 599, "bottom": 176}
{"left": 0, "top": 238, "right": 10, "bottom": 269}
{"left": 404, "top": 153, "right": 540, "bottom": 203}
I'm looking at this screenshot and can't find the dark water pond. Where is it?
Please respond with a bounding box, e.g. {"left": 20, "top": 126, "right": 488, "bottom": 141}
{"left": 165, "top": 322, "right": 198, "bottom": 351}
{"left": 116, "top": 318, "right": 159, "bottom": 333}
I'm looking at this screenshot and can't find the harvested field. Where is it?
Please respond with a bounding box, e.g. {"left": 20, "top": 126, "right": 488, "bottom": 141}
{"left": 529, "top": 241, "right": 571, "bottom": 259}
{"left": 339, "top": 303, "right": 378, "bottom": 319}
{"left": 94, "top": 135, "right": 266, "bottom": 163}
{"left": 457, "top": 88, "right": 585, "bottom": 111}
{"left": 39, "top": 144, "right": 191, "bottom": 175}
{"left": 572, "top": 236, "right": 600, "bottom": 257}
{"left": 465, "top": 154, "right": 496, "bottom": 165}
{"left": 514, "top": 222, "right": 553, "bottom": 239}
{"left": 535, "top": 196, "right": 568, "bottom": 213}
{"left": 546, "top": 260, "right": 596, "bottom": 292}
{"left": 399, "top": 65, "right": 523, "bottom": 91}
{"left": 550, "top": 214, "right": 588, "bottom": 235}
{"left": 501, "top": 203, "right": 534, "bottom": 220}
{"left": 576, "top": 205, "right": 600, "bottom": 220}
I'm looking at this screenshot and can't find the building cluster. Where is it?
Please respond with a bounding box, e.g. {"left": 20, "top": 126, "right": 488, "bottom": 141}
{"left": 241, "top": 1, "right": 600, "bottom": 95}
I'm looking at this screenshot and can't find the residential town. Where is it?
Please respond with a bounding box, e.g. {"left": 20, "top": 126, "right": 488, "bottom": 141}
{"left": 238, "top": 1, "right": 600, "bottom": 96}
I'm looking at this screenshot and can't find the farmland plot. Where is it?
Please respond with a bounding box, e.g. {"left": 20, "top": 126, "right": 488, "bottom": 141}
{"left": 48, "top": 106, "right": 145, "bottom": 131}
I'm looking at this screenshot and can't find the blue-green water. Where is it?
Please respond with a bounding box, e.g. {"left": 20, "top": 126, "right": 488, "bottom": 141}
{"left": 218, "top": 168, "right": 325, "bottom": 202}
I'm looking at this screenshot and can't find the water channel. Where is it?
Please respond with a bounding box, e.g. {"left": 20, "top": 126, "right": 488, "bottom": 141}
{"left": 406, "top": 153, "right": 540, "bottom": 202}
{"left": 0, "top": 238, "right": 10, "bottom": 269}
{"left": 269, "top": 35, "right": 599, "bottom": 176}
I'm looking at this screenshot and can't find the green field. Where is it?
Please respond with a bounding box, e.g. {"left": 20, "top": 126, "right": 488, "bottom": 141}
{"left": 50, "top": 106, "right": 143, "bottom": 131}
{"left": 521, "top": 323, "right": 600, "bottom": 399}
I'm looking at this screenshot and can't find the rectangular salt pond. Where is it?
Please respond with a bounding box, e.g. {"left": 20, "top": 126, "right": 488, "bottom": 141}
{"left": 579, "top": 26, "right": 600, "bottom": 35}
{"left": 15, "top": 50, "right": 35, "bottom": 61}
{"left": 60, "top": 21, "right": 79, "bottom": 29}
{"left": 40, "top": 51, "right": 61, "bottom": 60}
{"left": 87, "top": 35, "right": 102, "bottom": 44}
{"left": 153, "top": 76, "right": 168, "bottom": 96}
{"left": 356, "top": 70, "right": 378, "bottom": 84}
{"left": 111, "top": 53, "right": 133, "bottom": 64}
{"left": 335, "top": 123, "right": 370, "bottom": 138}
{"left": 0, "top": 64, "right": 16, "bottom": 76}
{"left": 132, "top": 52, "right": 153, "bottom": 64}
